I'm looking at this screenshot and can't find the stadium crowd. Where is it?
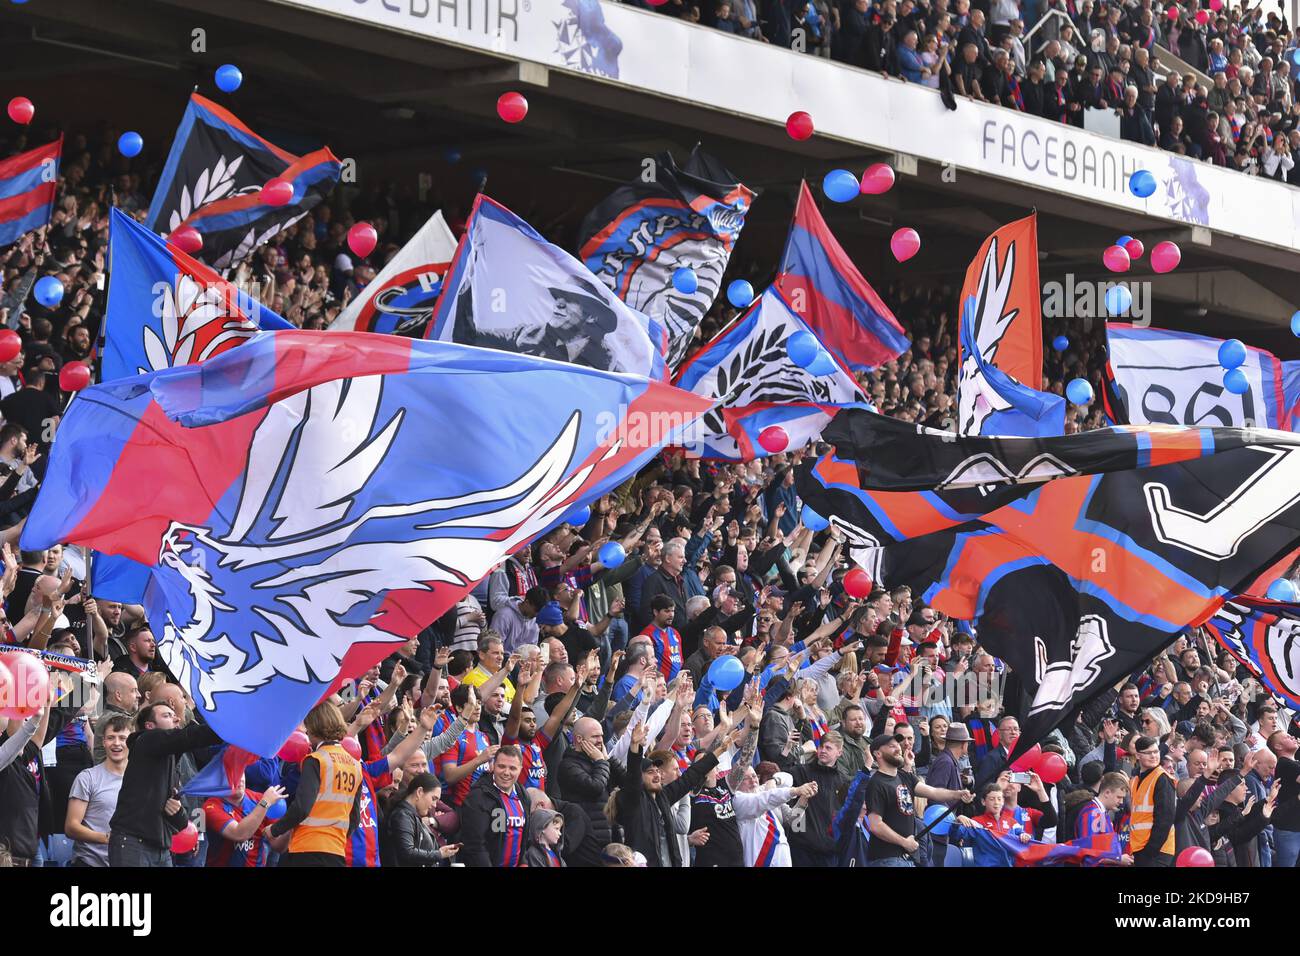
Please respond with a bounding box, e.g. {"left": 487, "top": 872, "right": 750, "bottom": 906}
{"left": 639, "top": 0, "right": 1300, "bottom": 182}
{"left": 0, "top": 123, "right": 1295, "bottom": 869}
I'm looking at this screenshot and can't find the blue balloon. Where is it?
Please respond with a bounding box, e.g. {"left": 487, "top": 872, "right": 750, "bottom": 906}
{"left": 1104, "top": 284, "right": 1132, "bottom": 316}
{"left": 1066, "top": 377, "right": 1094, "bottom": 405}
{"left": 1292, "top": 311, "right": 1300, "bottom": 337}
{"left": 1223, "top": 367, "right": 1250, "bottom": 395}
{"left": 1218, "top": 338, "right": 1247, "bottom": 370}
{"left": 264, "top": 799, "right": 287, "bottom": 821}
{"left": 822, "top": 168, "right": 859, "bottom": 204}
{"left": 215, "top": 64, "right": 243, "bottom": 93}
{"left": 1052, "top": 335, "right": 1069, "bottom": 352}
{"left": 118, "top": 131, "right": 143, "bottom": 158}
{"left": 922, "top": 803, "right": 953, "bottom": 836}
{"left": 1116, "top": 235, "right": 1134, "bottom": 247}
{"left": 1292, "top": 48, "right": 1300, "bottom": 67}
{"left": 787, "top": 331, "right": 820, "bottom": 369}
{"left": 1267, "top": 578, "right": 1299, "bottom": 602}
{"left": 443, "top": 147, "right": 462, "bottom": 164}
{"left": 707, "top": 654, "right": 746, "bottom": 692}
{"left": 672, "top": 267, "right": 698, "bottom": 295}
{"left": 598, "top": 541, "right": 626, "bottom": 569}
{"left": 727, "top": 280, "right": 754, "bottom": 309}
{"left": 566, "top": 505, "right": 591, "bottom": 527}
{"left": 1129, "top": 169, "right": 1156, "bottom": 198}
{"left": 801, "top": 504, "right": 829, "bottom": 531}
{"left": 33, "top": 275, "right": 63, "bottom": 308}
{"left": 807, "top": 352, "right": 838, "bottom": 376}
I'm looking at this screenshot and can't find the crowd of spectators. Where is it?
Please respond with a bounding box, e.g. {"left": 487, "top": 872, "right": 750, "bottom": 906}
{"left": 0, "top": 124, "right": 1294, "bottom": 869}
{"left": 637, "top": 0, "right": 1300, "bottom": 182}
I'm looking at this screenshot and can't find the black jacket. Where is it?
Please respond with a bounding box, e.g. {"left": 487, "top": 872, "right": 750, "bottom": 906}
{"left": 109, "top": 721, "right": 220, "bottom": 849}
{"left": 556, "top": 749, "right": 621, "bottom": 866}
{"left": 459, "top": 772, "right": 533, "bottom": 867}
{"left": 639, "top": 568, "right": 690, "bottom": 632}
{"left": 617, "top": 748, "right": 718, "bottom": 867}
{"left": 384, "top": 799, "right": 449, "bottom": 866}
{"left": 791, "top": 760, "right": 851, "bottom": 855}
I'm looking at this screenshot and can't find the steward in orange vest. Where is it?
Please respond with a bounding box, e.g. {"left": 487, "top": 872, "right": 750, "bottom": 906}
{"left": 1129, "top": 737, "right": 1176, "bottom": 867}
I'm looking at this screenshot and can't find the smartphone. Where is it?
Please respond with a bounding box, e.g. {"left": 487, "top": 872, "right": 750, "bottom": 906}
{"left": 1009, "top": 772, "right": 1033, "bottom": 785}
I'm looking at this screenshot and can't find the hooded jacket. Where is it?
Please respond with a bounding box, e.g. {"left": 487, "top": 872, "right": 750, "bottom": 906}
{"left": 556, "top": 748, "right": 622, "bottom": 866}
{"left": 616, "top": 748, "right": 719, "bottom": 867}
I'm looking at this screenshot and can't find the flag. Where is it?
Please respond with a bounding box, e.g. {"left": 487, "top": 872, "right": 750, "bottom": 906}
{"left": 774, "top": 181, "right": 908, "bottom": 371}
{"left": 956, "top": 824, "right": 1121, "bottom": 866}
{"left": 1104, "top": 323, "right": 1300, "bottom": 431}
{"left": 1204, "top": 596, "right": 1300, "bottom": 709}
{"left": 956, "top": 213, "right": 1064, "bottom": 437}
{"left": 22, "top": 331, "right": 711, "bottom": 754}
{"left": 797, "top": 407, "right": 1300, "bottom": 761}
{"left": 672, "top": 286, "right": 867, "bottom": 459}
{"left": 328, "top": 211, "right": 457, "bottom": 336}
{"left": 0, "top": 136, "right": 61, "bottom": 247}
{"left": 92, "top": 209, "right": 292, "bottom": 604}
{"left": 579, "top": 146, "right": 754, "bottom": 369}
{"left": 429, "top": 194, "right": 668, "bottom": 380}
{"left": 146, "top": 94, "right": 341, "bottom": 271}
{"left": 181, "top": 744, "right": 259, "bottom": 799}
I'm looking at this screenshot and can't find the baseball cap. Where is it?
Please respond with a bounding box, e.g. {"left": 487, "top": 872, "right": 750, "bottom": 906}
{"left": 536, "top": 601, "right": 565, "bottom": 626}
{"left": 869, "top": 733, "right": 898, "bottom": 754}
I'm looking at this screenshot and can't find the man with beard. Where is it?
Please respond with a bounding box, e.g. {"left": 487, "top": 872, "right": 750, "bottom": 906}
{"left": 864, "top": 734, "right": 972, "bottom": 866}
{"left": 502, "top": 655, "right": 589, "bottom": 792}
{"left": 111, "top": 626, "right": 172, "bottom": 681}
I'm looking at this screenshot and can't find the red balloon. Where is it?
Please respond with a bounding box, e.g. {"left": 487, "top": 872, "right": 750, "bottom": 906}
{"left": 1010, "top": 743, "right": 1042, "bottom": 773}
{"left": 1177, "top": 846, "right": 1214, "bottom": 867}
{"left": 261, "top": 178, "right": 294, "bottom": 206}
{"left": 277, "top": 730, "right": 311, "bottom": 764}
{"left": 1195, "top": 8, "right": 1209, "bottom": 24}
{"left": 0, "top": 330, "right": 21, "bottom": 364}
{"left": 341, "top": 736, "right": 363, "bottom": 760}
{"left": 348, "top": 222, "right": 378, "bottom": 258}
{"left": 785, "top": 110, "right": 815, "bottom": 141}
{"left": 7, "top": 97, "right": 34, "bottom": 125}
{"left": 0, "top": 657, "right": 14, "bottom": 719}
{"left": 1165, "top": 5, "right": 1179, "bottom": 19}
{"left": 1124, "top": 238, "right": 1145, "bottom": 260}
{"left": 59, "top": 362, "right": 91, "bottom": 392}
{"left": 170, "top": 225, "right": 203, "bottom": 255}
{"left": 171, "top": 822, "right": 199, "bottom": 855}
{"left": 757, "top": 425, "right": 788, "bottom": 454}
{"left": 843, "top": 568, "right": 873, "bottom": 599}
{"left": 0, "top": 652, "right": 49, "bottom": 719}
{"left": 1036, "top": 752, "right": 1068, "bottom": 784}
{"left": 497, "top": 92, "right": 529, "bottom": 124}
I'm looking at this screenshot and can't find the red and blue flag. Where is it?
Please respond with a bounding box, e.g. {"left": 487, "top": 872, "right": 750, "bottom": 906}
{"left": 775, "top": 181, "right": 908, "bottom": 372}
{"left": 23, "top": 331, "right": 711, "bottom": 755}
{"left": 147, "top": 94, "right": 340, "bottom": 271}
{"left": 0, "top": 136, "right": 61, "bottom": 247}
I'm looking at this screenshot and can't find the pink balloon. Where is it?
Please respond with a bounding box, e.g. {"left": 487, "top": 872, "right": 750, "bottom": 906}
{"left": 1165, "top": 5, "right": 1179, "bottom": 19}
{"left": 1177, "top": 846, "right": 1214, "bottom": 867}
{"left": 1150, "top": 240, "right": 1181, "bottom": 273}
{"left": 757, "top": 425, "right": 789, "bottom": 454}
{"left": 277, "top": 730, "right": 311, "bottom": 764}
{"left": 7, "top": 97, "right": 34, "bottom": 125}
{"left": 0, "top": 652, "right": 48, "bottom": 719}
{"left": 1124, "top": 238, "right": 1145, "bottom": 260}
{"left": 890, "top": 227, "right": 920, "bottom": 262}
{"left": 1036, "top": 752, "right": 1068, "bottom": 785}
{"left": 1102, "top": 244, "right": 1131, "bottom": 273}
{"left": 785, "top": 111, "right": 815, "bottom": 141}
{"left": 171, "top": 822, "right": 200, "bottom": 855}
{"left": 1209, "top": 0, "right": 1222, "bottom": 9}
{"left": 261, "top": 178, "right": 294, "bottom": 206}
{"left": 341, "top": 736, "right": 363, "bottom": 759}
{"left": 348, "top": 222, "right": 378, "bottom": 258}
{"left": 170, "top": 226, "right": 203, "bottom": 255}
{"left": 497, "top": 92, "right": 528, "bottom": 124}
{"left": 0, "top": 657, "right": 13, "bottom": 719}
{"left": 860, "top": 163, "right": 896, "bottom": 195}
{"left": 1195, "top": 8, "right": 1209, "bottom": 23}
{"left": 1010, "top": 744, "right": 1041, "bottom": 773}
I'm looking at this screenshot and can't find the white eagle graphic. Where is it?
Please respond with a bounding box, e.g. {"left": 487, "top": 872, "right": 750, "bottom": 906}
{"left": 957, "top": 238, "right": 1020, "bottom": 437}
{"left": 154, "top": 375, "right": 620, "bottom": 711}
